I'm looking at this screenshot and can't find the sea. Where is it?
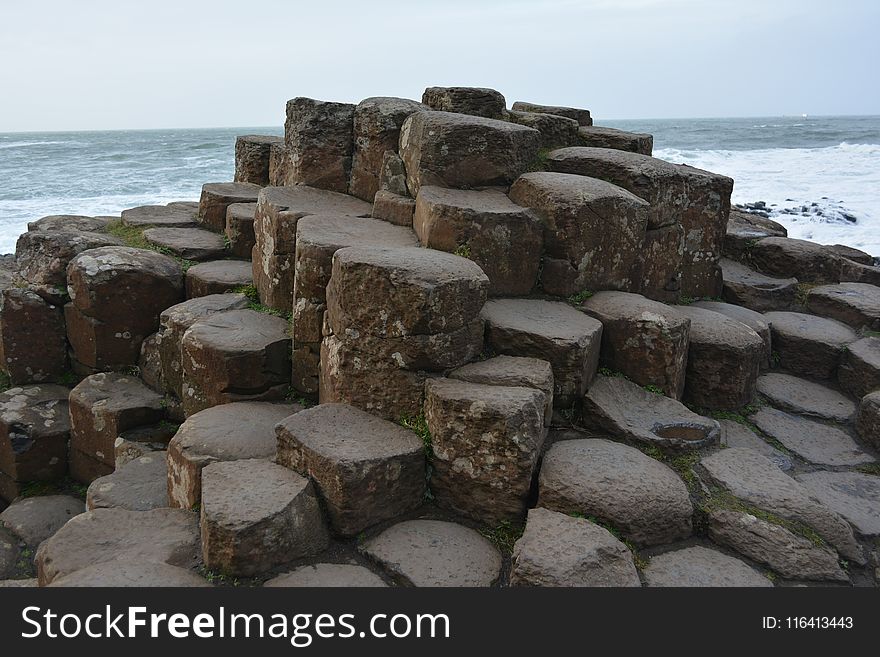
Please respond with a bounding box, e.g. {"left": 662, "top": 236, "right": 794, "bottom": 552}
{"left": 0, "top": 115, "right": 878, "bottom": 256}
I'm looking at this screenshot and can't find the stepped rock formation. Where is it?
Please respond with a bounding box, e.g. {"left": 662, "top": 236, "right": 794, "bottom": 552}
{"left": 1, "top": 84, "right": 878, "bottom": 589}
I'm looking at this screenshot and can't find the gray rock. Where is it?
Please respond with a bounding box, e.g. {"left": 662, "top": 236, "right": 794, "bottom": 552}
{"left": 539, "top": 438, "right": 692, "bottom": 546}
{"left": 184, "top": 261, "right": 253, "bottom": 299}
{"left": 360, "top": 519, "right": 501, "bottom": 587}
{"left": 28, "top": 214, "right": 112, "bottom": 233}
{"left": 143, "top": 227, "right": 227, "bottom": 261}
{"left": 708, "top": 508, "right": 847, "bottom": 582}
{"left": 839, "top": 337, "right": 880, "bottom": 398}
{"left": 721, "top": 258, "right": 797, "bottom": 312}
{"left": 34, "top": 507, "right": 201, "bottom": 586}
{"left": 764, "top": 311, "right": 858, "bottom": 379}
{"left": 449, "top": 355, "right": 554, "bottom": 426}
{"left": 698, "top": 447, "right": 863, "bottom": 563}
{"left": 284, "top": 98, "right": 355, "bottom": 193}
{"left": 264, "top": 563, "right": 387, "bottom": 587}
{"left": 504, "top": 110, "right": 581, "bottom": 149}
{"left": 482, "top": 298, "right": 602, "bottom": 407}
{"left": 510, "top": 101, "right": 592, "bottom": 126}
{"left": 575, "top": 126, "right": 654, "bottom": 155}
{"left": 723, "top": 209, "right": 787, "bottom": 258}
{"left": 643, "top": 545, "right": 772, "bottom": 587}
{"left": 49, "top": 560, "right": 211, "bottom": 587}
{"left": 750, "top": 236, "right": 842, "bottom": 284}
{"left": 422, "top": 87, "right": 506, "bottom": 120}
{"left": 198, "top": 182, "right": 262, "bottom": 232}
{"left": 795, "top": 471, "right": 880, "bottom": 537}
{"left": 750, "top": 407, "right": 873, "bottom": 466}
{"left": 0, "top": 495, "right": 84, "bottom": 548}
{"left": 87, "top": 452, "right": 169, "bottom": 512}
{"left": 582, "top": 375, "right": 720, "bottom": 451}
{"left": 0, "top": 578, "right": 36, "bottom": 587}
{"left": 757, "top": 373, "right": 856, "bottom": 423}
{"left": 692, "top": 300, "right": 772, "bottom": 368}
{"left": 276, "top": 403, "right": 424, "bottom": 536}
{"left": 807, "top": 282, "right": 880, "bottom": 331}
{"left": 719, "top": 419, "right": 792, "bottom": 471}
{"left": 234, "top": 135, "right": 282, "bottom": 186}
{"left": 200, "top": 459, "right": 328, "bottom": 576}
{"left": 121, "top": 204, "right": 199, "bottom": 228}
{"left": 510, "top": 507, "right": 641, "bottom": 587}
{"left": 224, "top": 202, "right": 257, "bottom": 258}
{"left": 371, "top": 191, "right": 415, "bottom": 226}
{"left": 857, "top": 391, "right": 880, "bottom": 449}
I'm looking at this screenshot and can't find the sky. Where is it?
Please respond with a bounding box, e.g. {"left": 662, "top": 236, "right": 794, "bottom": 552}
{"left": 1, "top": 0, "right": 878, "bottom": 132}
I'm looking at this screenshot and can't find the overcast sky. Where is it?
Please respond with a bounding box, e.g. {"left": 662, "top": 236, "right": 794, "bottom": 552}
{"left": 1, "top": 0, "right": 878, "bottom": 132}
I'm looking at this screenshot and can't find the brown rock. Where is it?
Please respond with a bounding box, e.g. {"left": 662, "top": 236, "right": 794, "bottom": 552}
{"left": 269, "top": 141, "right": 291, "bottom": 186}
{"left": 143, "top": 227, "right": 227, "bottom": 261}
{"left": 510, "top": 101, "right": 592, "bottom": 126}
{"left": 504, "top": 110, "right": 580, "bottom": 149}
{"left": 285, "top": 98, "right": 355, "bottom": 193}
{"left": 234, "top": 135, "right": 282, "bottom": 186}
{"left": 806, "top": 282, "right": 880, "bottom": 331}
{"left": 198, "top": 182, "right": 262, "bottom": 232}
{"left": 856, "top": 391, "right": 880, "bottom": 449}
{"left": 372, "top": 190, "right": 415, "bottom": 226}
{"left": 764, "top": 311, "right": 858, "bottom": 379}
{"left": 379, "top": 150, "right": 409, "bottom": 196}
{"left": 576, "top": 126, "right": 653, "bottom": 155}
{"left": 185, "top": 260, "right": 253, "bottom": 299}
{"left": 723, "top": 209, "right": 787, "bottom": 258}
{"left": 639, "top": 224, "right": 685, "bottom": 302}
{"left": 224, "top": 202, "right": 257, "bottom": 258}
{"left": 28, "top": 215, "right": 111, "bottom": 233}
{"left": 839, "top": 337, "right": 880, "bottom": 398}
{"left": 750, "top": 236, "right": 842, "bottom": 283}
{"left": 422, "top": 86, "right": 506, "bottom": 119}
{"left": 0, "top": 288, "right": 67, "bottom": 384}
{"left": 721, "top": 257, "right": 797, "bottom": 311}
{"left": 692, "top": 300, "right": 772, "bottom": 368}
{"left": 121, "top": 204, "right": 198, "bottom": 229}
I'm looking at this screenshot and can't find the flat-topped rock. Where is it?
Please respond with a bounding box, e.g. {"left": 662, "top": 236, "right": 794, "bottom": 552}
{"left": 0, "top": 385, "right": 71, "bottom": 500}
{"left": 764, "top": 311, "right": 858, "bottom": 379}
{"left": 265, "top": 564, "right": 387, "bottom": 587}
{"left": 200, "top": 459, "right": 328, "bottom": 576}
{"left": 643, "top": 546, "right": 771, "bottom": 587}
{"left": 34, "top": 507, "right": 200, "bottom": 586}
{"left": 49, "top": 560, "right": 210, "bottom": 587}
{"left": 482, "top": 298, "right": 602, "bottom": 406}
{"left": 69, "top": 372, "right": 165, "bottom": 471}
{"left": 575, "top": 126, "right": 653, "bottom": 155}
{"left": 720, "top": 419, "right": 792, "bottom": 471}
{"left": 750, "top": 236, "right": 842, "bottom": 283}
{"left": 360, "top": 519, "right": 502, "bottom": 587}
{"left": 0, "top": 578, "right": 36, "bottom": 588}
{"left": 721, "top": 258, "right": 797, "bottom": 312}
{"left": 28, "top": 214, "right": 111, "bottom": 233}
{"left": 582, "top": 375, "right": 720, "bottom": 451}
{"left": 198, "top": 182, "right": 262, "bottom": 232}
{"left": 795, "top": 471, "right": 880, "bottom": 537}
{"left": 857, "top": 391, "right": 880, "bottom": 449}
{"left": 724, "top": 209, "right": 787, "bottom": 258}
{"left": 708, "top": 508, "right": 847, "bottom": 582}
{"left": 185, "top": 260, "right": 252, "bottom": 298}
{"left": 449, "top": 355, "right": 554, "bottom": 426}
{"left": 235, "top": 135, "right": 282, "bottom": 186}
{"left": 807, "top": 282, "right": 880, "bottom": 331}
{"left": 839, "top": 258, "right": 880, "bottom": 286}
{"left": 0, "top": 496, "right": 84, "bottom": 549}
{"left": 509, "top": 172, "right": 649, "bottom": 296}
{"left": 350, "top": 96, "right": 427, "bottom": 201}
{"left": 269, "top": 141, "right": 289, "bottom": 186}
{"left": 0, "top": 287, "right": 67, "bottom": 384}
{"left": 511, "top": 101, "right": 592, "bottom": 126}
{"left": 425, "top": 379, "right": 545, "bottom": 523}
{"left": 757, "top": 373, "right": 856, "bottom": 422}
{"left": 580, "top": 291, "right": 690, "bottom": 398}
{"left": 413, "top": 186, "right": 542, "bottom": 296}
{"left": 156, "top": 293, "right": 249, "bottom": 397}
{"left": 121, "top": 204, "right": 198, "bottom": 228}
{"left": 422, "top": 86, "right": 506, "bottom": 119}
{"left": 114, "top": 423, "right": 176, "bottom": 467}
{"left": 539, "top": 438, "right": 692, "bottom": 546}
{"left": 505, "top": 110, "right": 580, "bottom": 149}
{"left": 372, "top": 190, "right": 415, "bottom": 226}
{"left": 839, "top": 337, "right": 880, "bottom": 398}
{"left": 675, "top": 305, "right": 764, "bottom": 410}
{"left": 143, "top": 227, "right": 226, "bottom": 261}
{"left": 86, "top": 452, "right": 168, "bottom": 511}
{"left": 399, "top": 111, "right": 541, "bottom": 195}
{"left": 692, "top": 299, "right": 772, "bottom": 368}
{"left": 327, "top": 246, "right": 488, "bottom": 337}
{"left": 510, "top": 507, "right": 641, "bottom": 587}
{"left": 698, "top": 447, "right": 863, "bottom": 563}
{"left": 750, "top": 407, "right": 872, "bottom": 467}
{"left": 180, "top": 309, "right": 290, "bottom": 416}
{"left": 276, "top": 403, "right": 425, "bottom": 536}
{"left": 284, "top": 98, "right": 355, "bottom": 193}
{"left": 224, "top": 202, "right": 257, "bottom": 258}
{"left": 827, "top": 243, "right": 874, "bottom": 265}
{"left": 168, "top": 402, "right": 301, "bottom": 509}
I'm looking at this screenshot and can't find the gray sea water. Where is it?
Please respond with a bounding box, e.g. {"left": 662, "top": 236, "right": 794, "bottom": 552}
{"left": 1, "top": 115, "right": 878, "bottom": 255}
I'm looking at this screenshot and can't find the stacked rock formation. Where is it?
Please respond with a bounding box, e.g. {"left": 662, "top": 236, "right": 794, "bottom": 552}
{"left": 1, "top": 85, "right": 878, "bottom": 589}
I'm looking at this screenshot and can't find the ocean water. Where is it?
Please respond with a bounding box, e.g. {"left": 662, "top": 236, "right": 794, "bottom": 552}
{"left": 1, "top": 116, "right": 878, "bottom": 256}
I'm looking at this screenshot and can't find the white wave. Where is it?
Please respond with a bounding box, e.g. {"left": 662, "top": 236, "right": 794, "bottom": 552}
{"left": 655, "top": 142, "right": 880, "bottom": 257}
{"left": 0, "top": 140, "right": 69, "bottom": 149}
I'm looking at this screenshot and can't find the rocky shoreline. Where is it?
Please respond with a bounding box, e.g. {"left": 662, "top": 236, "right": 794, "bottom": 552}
{"left": 1, "top": 86, "right": 878, "bottom": 588}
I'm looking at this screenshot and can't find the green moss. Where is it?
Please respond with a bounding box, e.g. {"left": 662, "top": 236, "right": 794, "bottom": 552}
{"left": 525, "top": 147, "right": 553, "bottom": 173}
{"left": 106, "top": 219, "right": 198, "bottom": 273}
{"left": 795, "top": 282, "right": 818, "bottom": 306}
{"left": 231, "top": 284, "right": 290, "bottom": 320}
{"left": 856, "top": 462, "right": 880, "bottom": 476}
{"left": 18, "top": 477, "right": 88, "bottom": 501}
{"left": 198, "top": 566, "right": 240, "bottom": 587}
{"left": 643, "top": 384, "right": 665, "bottom": 395}
{"left": 285, "top": 387, "right": 315, "bottom": 408}
{"left": 567, "top": 289, "right": 594, "bottom": 305}
{"left": 0, "top": 371, "right": 11, "bottom": 394}
{"left": 479, "top": 520, "right": 524, "bottom": 555}
{"left": 453, "top": 243, "right": 472, "bottom": 259}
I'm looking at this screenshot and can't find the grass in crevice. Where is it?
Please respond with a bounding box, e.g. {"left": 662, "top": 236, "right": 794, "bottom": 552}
{"left": 106, "top": 219, "right": 197, "bottom": 271}
{"left": 567, "top": 289, "right": 594, "bottom": 305}
{"left": 18, "top": 477, "right": 88, "bottom": 501}
{"left": 232, "top": 284, "right": 291, "bottom": 320}
{"left": 399, "top": 414, "right": 434, "bottom": 501}
{"left": 479, "top": 520, "right": 524, "bottom": 556}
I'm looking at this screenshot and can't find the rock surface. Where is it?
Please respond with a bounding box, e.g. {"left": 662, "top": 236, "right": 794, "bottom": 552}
{"left": 764, "top": 311, "right": 858, "bottom": 379}
{"left": 806, "top": 282, "right": 880, "bottom": 330}
{"left": 721, "top": 258, "right": 797, "bottom": 312}
{"left": 750, "top": 236, "right": 842, "bottom": 284}
{"left": 143, "top": 227, "right": 227, "bottom": 261}
{"left": 857, "top": 391, "right": 880, "bottom": 449}
{"left": 422, "top": 86, "right": 506, "bottom": 119}
{"left": 265, "top": 564, "right": 386, "bottom": 587}
{"left": 121, "top": 204, "right": 198, "bottom": 228}
{"left": 795, "top": 471, "right": 880, "bottom": 537}
{"left": 720, "top": 419, "right": 792, "bottom": 471}
{"left": 185, "top": 260, "right": 253, "bottom": 298}
{"left": 838, "top": 337, "right": 880, "bottom": 398}
{"left": 757, "top": 373, "right": 856, "bottom": 423}
{"left": 0, "top": 495, "right": 84, "bottom": 549}
{"left": 285, "top": 98, "right": 355, "bottom": 193}
{"left": 86, "top": 452, "right": 169, "bottom": 511}
{"left": 691, "top": 299, "right": 772, "bottom": 368}
{"left": 198, "top": 182, "right": 262, "bottom": 232}
{"left": 643, "top": 546, "right": 771, "bottom": 587}
{"left": 48, "top": 560, "right": 210, "bottom": 587}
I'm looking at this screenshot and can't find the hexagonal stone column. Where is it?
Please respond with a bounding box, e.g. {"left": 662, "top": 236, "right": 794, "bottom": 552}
{"left": 224, "top": 202, "right": 257, "bottom": 258}
{"left": 234, "top": 135, "right": 282, "bottom": 186}
{"left": 285, "top": 98, "right": 356, "bottom": 192}
{"left": 505, "top": 110, "right": 580, "bottom": 150}
{"left": 399, "top": 111, "right": 541, "bottom": 195}
{"left": 265, "top": 563, "right": 386, "bottom": 587}
{"left": 180, "top": 309, "right": 291, "bottom": 416}
{"left": 856, "top": 391, "right": 880, "bottom": 449}
{"left": 750, "top": 236, "right": 842, "bottom": 284}
{"left": 167, "top": 401, "right": 303, "bottom": 510}
{"left": 142, "top": 227, "right": 226, "bottom": 261}
{"left": 198, "top": 182, "right": 261, "bottom": 232}
{"left": 764, "top": 311, "right": 858, "bottom": 379}
{"left": 121, "top": 203, "right": 198, "bottom": 229}
{"left": 0, "top": 287, "right": 67, "bottom": 384}
{"left": 721, "top": 258, "right": 797, "bottom": 312}
{"left": 839, "top": 336, "right": 880, "bottom": 398}
{"left": 580, "top": 291, "right": 690, "bottom": 399}
{"left": 69, "top": 373, "right": 165, "bottom": 479}
{"left": 184, "top": 261, "right": 253, "bottom": 299}
{"left": 86, "top": 452, "right": 168, "bottom": 511}
{"left": 292, "top": 216, "right": 417, "bottom": 396}
{"left": 424, "top": 378, "right": 545, "bottom": 524}
{"left": 692, "top": 299, "right": 772, "bottom": 369}
{"left": 276, "top": 403, "right": 425, "bottom": 536}
{"left": 511, "top": 101, "right": 592, "bottom": 126}
{"left": 422, "top": 87, "right": 506, "bottom": 119}
{"left": 675, "top": 305, "right": 764, "bottom": 410}
{"left": 372, "top": 191, "right": 415, "bottom": 226}
{"left": 65, "top": 246, "right": 183, "bottom": 370}
{"left": 413, "top": 186, "right": 543, "bottom": 296}
{"left": 0, "top": 385, "right": 70, "bottom": 502}
{"left": 806, "top": 282, "right": 880, "bottom": 331}
{"left": 509, "top": 172, "right": 649, "bottom": 296}
{"left": 0, "top": 495, "right": 84, "bottom": 550}
{"left": 576, "top": 126, "right": 653, "bottom": 155}
{"left": 200, "top": 459, "right": 328, "bottom": 576}
{"left": 481, "top": 298, "right": 602, "bottom": 407}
